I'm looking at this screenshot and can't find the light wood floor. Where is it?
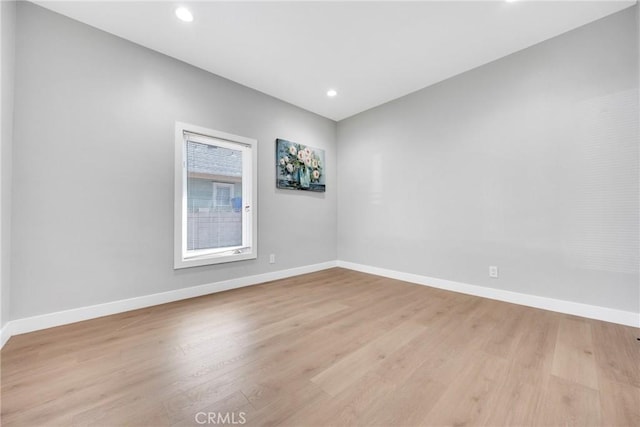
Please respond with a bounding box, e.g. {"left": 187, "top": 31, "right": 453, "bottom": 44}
{"left": 1, "top": 268, "right": 638, "bottom": 426}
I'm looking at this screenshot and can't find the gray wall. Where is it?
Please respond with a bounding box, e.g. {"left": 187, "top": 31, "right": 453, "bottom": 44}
{"left": 1, "top": 0, "right": 16, "bottom": 328}
{"left": 337, "top": 7, "right": 639, "bottom": 313}
{"left": 11, "top": 2, "right": 337, "bottom": 319}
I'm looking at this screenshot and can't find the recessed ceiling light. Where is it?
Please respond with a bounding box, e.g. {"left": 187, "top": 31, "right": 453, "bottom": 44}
{"left": 175, "top": 7, "right": 194, "bottom": 22}
{"left": 327, "top": 89, "right": 337, "bottom": 97}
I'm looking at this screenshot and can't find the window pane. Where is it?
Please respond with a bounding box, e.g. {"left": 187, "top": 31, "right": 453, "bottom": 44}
{"left": 215, "top": 185, "right": 231, "bottom": 206}
{"left": 186, "top": 140, "right": 243, "bottom": 251}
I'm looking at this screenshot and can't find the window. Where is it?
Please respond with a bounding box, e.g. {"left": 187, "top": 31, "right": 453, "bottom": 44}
{"left": 213, "top": 183, "right": 234, "bottom": 208}
{"left": 174, "top": 122, "right": 257, "bottom": 269}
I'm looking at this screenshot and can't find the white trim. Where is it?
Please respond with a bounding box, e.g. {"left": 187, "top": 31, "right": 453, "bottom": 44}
{"left": 337, "top": 261, "right": 640, "bottom": 328}
{"left": 0, "top": 261, "right": 337, "bottom": 348}
{"left": 1, "top": 323, "right": 12, "bottom": 349}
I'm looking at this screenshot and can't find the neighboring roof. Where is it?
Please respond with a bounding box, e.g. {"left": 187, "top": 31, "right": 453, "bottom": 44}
{"left": 187, "top": 141, "right": 242, "bottom": 178}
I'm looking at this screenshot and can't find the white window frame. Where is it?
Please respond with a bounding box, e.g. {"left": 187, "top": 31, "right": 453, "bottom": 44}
{"left": 174, "top": 122, "right": 257, "bottom": 269}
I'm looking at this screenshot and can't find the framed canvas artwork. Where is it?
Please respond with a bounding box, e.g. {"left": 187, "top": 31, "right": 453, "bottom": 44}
{"left": 276, "top": 139, "right": 326, "bottom": 192}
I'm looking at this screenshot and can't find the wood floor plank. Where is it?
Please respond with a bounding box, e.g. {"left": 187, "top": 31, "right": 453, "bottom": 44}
{"left": 310, "top": 320, "right": 427, "bottom": 396}
{"left": 355, "top": 354, "right": 447, "bottom": 426}
{"left": 481, "top": 304, "right": 527, "bottom": 360}
{"left": 597, "top": 376, "right": 640, "bottom": 427}
{"left": 287, "top": 323, "right": 451, "bottom": 426}
{"left": 551, "top": 317, "right": 599, "bottom": 390}
{"left": 481, "top": 362, "right": 543, "bottom": 427}
{"left": 534, "top": 375, "right": 602, "bottom": 427}
{"left": 1, "top": 267, "right": 638, "bottom": 427}
{"left": 242, "top": 381, "right": 328, "bottom": 427}
{"left": 510, "top": 307, "right": 560, "bottom": 388}
{"left": 590, "top": 319, "right": 640, "bottom": 388}
{"left": 421, "top": 352, "right": 509, "bottom": 427}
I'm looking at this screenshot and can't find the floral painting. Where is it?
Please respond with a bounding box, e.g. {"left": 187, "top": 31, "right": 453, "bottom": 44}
{"left": 276, "top": 139, "right": 326, "bottom": 192}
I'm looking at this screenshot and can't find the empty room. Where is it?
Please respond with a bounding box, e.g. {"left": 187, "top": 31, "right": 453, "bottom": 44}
{"left": 0, "top": 0, "right": 638, "bottom": 426}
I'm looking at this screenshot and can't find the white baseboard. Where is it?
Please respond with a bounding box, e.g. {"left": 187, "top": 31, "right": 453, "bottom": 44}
{"left": 0, "top": 261, "right": 337, "bottom": 349}
{"left": 0, "top": 323, "right": 11, "bottom": 348}
{"left": 337, "top": 260, "right": 640, "bottom": 328}
{"left": 2, "top": 259, "right": 637, "bottom": 350}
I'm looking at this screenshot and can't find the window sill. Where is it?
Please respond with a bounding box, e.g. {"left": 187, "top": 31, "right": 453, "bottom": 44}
{"left": 174, "top": 249, "right": 256, "bottom": 269}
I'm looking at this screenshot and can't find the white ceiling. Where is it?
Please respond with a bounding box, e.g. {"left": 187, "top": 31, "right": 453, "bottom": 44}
{"left": 34, "top": 0, "right": 636, "bottom": 121}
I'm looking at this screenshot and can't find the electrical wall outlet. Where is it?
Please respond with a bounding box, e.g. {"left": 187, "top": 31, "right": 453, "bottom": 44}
{"left": 489, "top": 266, "right": 498, "bottom": 278}
{"left": 269, "top": 254, "right": 276, "bottom": 264}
